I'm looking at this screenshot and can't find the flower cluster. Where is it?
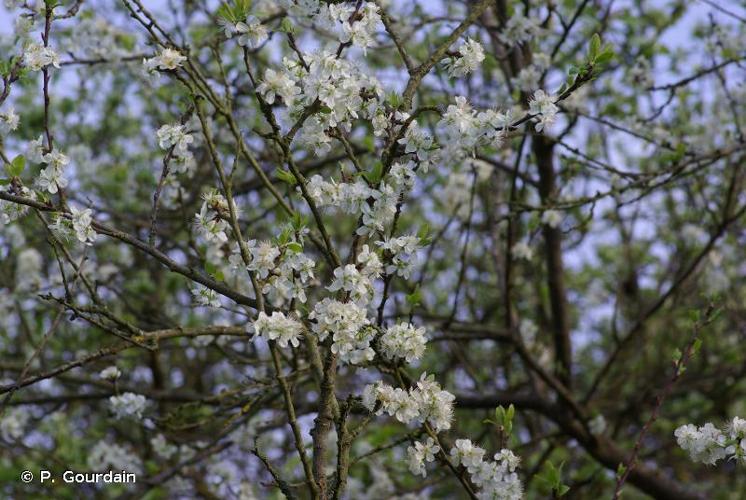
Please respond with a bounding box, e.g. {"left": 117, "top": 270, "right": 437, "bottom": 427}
{"left": 445, "top": 38, "right": 485, "bottom": 78}
{"left": 23, "top": 42, "right": 60, "bottom": 71}
{"left": 0, "top": 107, "right": 19, "bottom": 135}
{"left": 1, "top": 185, "right": 32, "bottom": 224}
{"left": 451, "top": 440, "right": 523, "bottom": 499}
{"left": 157, "top": 124, "right": 194, "bottom": 157}
{"left": 194, "top": 190, "right": 230, "bottom": 245}
{"left": 305, "top": 175, "right": 405, "bottom": 236}
{"left": 100, "top": 366, "right": 122, "bottom": 380}
{"left": 363, "top": 373, "right": 455, "bottom": 432}
{"left": 398, "top": 120, "right": 434, "bottom": 164}
{"left": 541, "top": 209, "right": 562, "bottom": 228}
{"left": 675, "top": 417, "right": 746, "bottom": 465}
{"left": 70, "top": 206, "right": 97, "bottom": 245}
{"left": 528, "top": 90, "right": 559, "bottom": 132}
{"left": 251, "top": 311, "right": 304, "bottom": 348}
{"left": 109, "top": 392, "right": 148, "bottom": 420}
{"left": 191, "top": 284, "right": 221, "bottom": 308}
{"left": 0, "top": 408, "right": 28, "bottom": 442}
{"left": 377, "top": 235, "right": 423, "bottom": 278}
{"left": 310, "top": 298, "right": 372, "bottom": 363}
{"left": 258, "top": 49, "right": 384, "bottom": 152}
{"left": 307, "top": 176, "right": 369, "bottom": 214}
{"left": 282, "top": 1, "right": 381, "bottom": 54}
{"left": 379, "top": 322, "right": 427, "bottom": 363}
{"left": 150, "top": 434, "right": 178, "bottom": 459}
{"left": 328, "top": 264, "right": 375, "bottom": 304}
{"left": 143, "top": 47, "right": 186, "bottom": 72}
{"left": 407, "top": 437, "right": 440, "bottom": 477}
{"left": 36, "top": 150, "right": 70, "bottom": 194}
{"left": 511, "top": 241, "right": 533, "bottom": 261}
{"left": 88, "top": 441, "right": 143, "bottom": 474}
{"left": 256, "top": 67, "right": 301, "bottom": 105}
{"left": 237, "top": 239, "right": 316, "bottom": 304}
{"left": 437, "top": 96, "right": 511, "bottom": 160}
{"left": 510, "top": 53, "right": 551, "bottom": 92}
{"left": 499, "top": 12, "right": 541, "bottom": 46}
{"left": 47, "top": 206, "right": 97, "bottom": 246}
{"left": 235, "top": 16, "right": 268, "bottom": 49}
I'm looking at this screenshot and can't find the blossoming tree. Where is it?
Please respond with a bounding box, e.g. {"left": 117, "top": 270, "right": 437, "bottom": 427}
{"left": 1, "top": 0, "right": 744, "bottom": 498}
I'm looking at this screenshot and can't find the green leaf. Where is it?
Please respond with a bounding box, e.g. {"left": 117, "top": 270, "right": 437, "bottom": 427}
{"left": 277, "top": 226, "right": 292, "bottom": 245}
{"left": 405, "top": 286, "right": 422, "bottom": 307}
{"left": 363, "top": 161, "right": 383, "bottom": 185}
{"left": 218, "top": 0, "right": 253, "bottom": 22}
{"left": 672, "top": 348, "right": 682, "bottom": 363}
{"left": 291, "top": 212, "right": 307, "bottom": 231}
{"left": 386, "top": 91, "right": 402, "bottom": 108}
{"left": 595, "top": 45, "right": 615, "bottom": 66}
{"left": 286, "top": 241, "right": 303, "bottom": 253}
{"left": 616, "top": 462, "right": 626, "bottom": 477}
{"left": 205, "top": 261, "right": 218, "bottom": 276}
{"left": 692, "top": 338, "right": 703, "bottom": 355}
{"left": 279, "top": 17, "right": 295, "bottom": 35}
{"left": 417, "top": 223, "right": 431, "bottom": 245}
{"left": 589, "top": 33, "right": 601, "bottom": 61}
{"left": 4, "top": 155, "right": 25, "bottom": 177}
{"left": 275, "top": 168, "right": 297, "bottom": 185}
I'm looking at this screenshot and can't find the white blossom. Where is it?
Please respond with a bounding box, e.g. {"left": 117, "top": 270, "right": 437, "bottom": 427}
{"left": 144, "top": 48, "right": 186, "bottom": 72}
{"left": 310, "top": 298, "right": 372, "bottom": 364}
{"left": 357, "top": 244, "right": 383, "bottom": 279}
{"left": 27, "top": 135, "right": 45, "bottom": 163}
{"left": 23, "top": 42, "right": 60, "bottom": 71}
{"left": 151, "top": 434, "right": 178, "bottom": 459}
{"left": 251, "top": 311, "right": 304, "bottom": 348}
{"left": 450, "top": 439, "right": 486, "bottom": 473}
{"left": 88, "top": 441, "right": 143, "bottom": 474}
{"left": 157, "top": 124, "right": 194, "bottom": 157}
{"left": 675, "top": 417, "right": 746, "bottom": 466}
{"left": 541, "top": 209, "right": 562, "bottom": 228}
{"left": 364, "top": 373, "right": 455, "bottom": 432}
{"left": 194, "top": 191, "right": 229, "bottom": 245}
{"left": 499, "top": 12, "right": 541, "bottom": 46}
{"left": 445, "top": 38, "right": 485, "bottom": 78}
{"left": 36, "top": 151, "right": 70, "bottom": 194}
{"left": 380, "top": 323, "right": 427, "bottom": 363}
{"left": 511, "top": 241, "right": 533, "bottom": 261}
{"left": 256, "top": 68, "right": 301, "bottom": 105}
{"left": 407, "top": 437, "right": 440, "bottom": 477}
{"left": 327, "top": 264, "right": 374, "bottom": 304}
{"left": 0, "top": 408, "right": 29, "bottom": 441}
{"left": 528, "top": 90, "right": 558, "bottom": 132}
{"left": 191, "top": 284, "right": 221, "bottom": 308}
{"left": 340, "top": 3, "right": 381, "bottom": 54}
{"left": 358, "top": 183, "right": 399, "bottom": 236}
{"left": 398, "top": 121, "right": 433, "bottom": 163}
{"left": 109, "top": 392, "right": 148, "bottom": 420}
{"left": 246, "top": 240, "right": 280, "bottom": 279}
{"left": 70, "top": 206, "right": 97, "bottom": 245}
{"left": 100, "top": 366, "right": 122, "bottom": 380}
{"left": 236, "top": 16, "right": 268, "bottom": 48}
{"left": 376, "top": 235, "right": 422, "bottom": 278}
{"left": 589, "top": 414, "right": 607, "bottom": 436}
{"left": 0, "top": 107, "right": 19, "bottom": 134}
{"left": 298, "top": 116, "right": 334, "bottom": 155}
